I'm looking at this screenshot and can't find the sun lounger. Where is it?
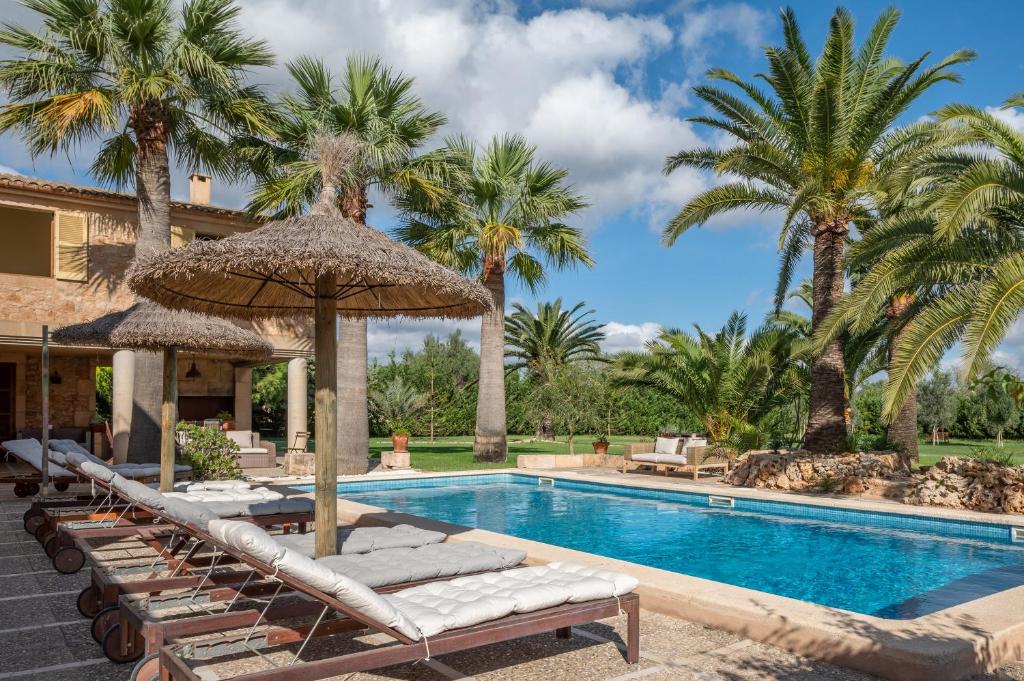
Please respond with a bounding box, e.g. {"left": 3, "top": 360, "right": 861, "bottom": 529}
{"left": 102, "top": 516, "right": 525, "bottom": 664}
{"left": 1, "top": 438, "right": 77, "bottom": 496}
{"left": 147, "top": 519, "right": 638, "bottom": 681}
{"left": 41, "top": 471, "right": 314, "bottom": 574}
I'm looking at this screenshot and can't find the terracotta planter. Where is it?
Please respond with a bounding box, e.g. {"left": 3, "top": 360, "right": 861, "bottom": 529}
{"left": 391, "top": 433, "right": 409, "bottom": 452}
{"left": 220, "top": 421, "right": 235, "bottom": 431}
{"left": 592, "top": 441, "right": 610, "bottom": 455}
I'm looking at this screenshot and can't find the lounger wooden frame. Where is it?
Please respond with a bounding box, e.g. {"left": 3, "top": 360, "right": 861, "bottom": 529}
{"left": 152, "top": 523, "right": 640, "bottom": 681}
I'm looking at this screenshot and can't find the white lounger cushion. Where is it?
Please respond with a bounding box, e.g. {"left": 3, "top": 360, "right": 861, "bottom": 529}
{"left": 653, "top": 437, "right": 680, "bottom": 456}
{"left": 3, "top": 439, "right": 75, "bottom": 478}
{"left": 207, "top": 519, "right": 420, "bottom": 638}
{"left": 386, "top": 562, "right": 639, "bottom": 637}
{"left": 166, "top": 488, "right": 282, "bottom": 503}
{"left": 314, "top": 541, "right": 526, "bottom": 588}
{"left": 183, "top": 481, "right": 251, "bottom": 492}
{"left": 160, "top": 497, "right": 219, "bottom": 529}
{"left": 275, "top": 524, "right": 445, "bottom": 557}
{"left": 208, "top": 520, "right": 634, "bottom": 642}
{"left": 201, "top": 496, "right": 313, "bottom": 518}
{"left": 49, "top": 439, "right": 106, "bottom": 465}
{"left": 109, "top": 475, "right": 168, "bottom": 510}
{"left": 631, "top": 453, "right": 687, "bottom": 465}
{"left": 79, "top": 459, "right": 117, "bottom": 482}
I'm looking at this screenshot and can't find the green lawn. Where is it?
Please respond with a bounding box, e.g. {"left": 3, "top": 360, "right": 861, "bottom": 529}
{"left": 268, "top": 434, "right": 1024, "bottom": 472}
{"left": 268, "top": 434, "right": 644, "bottom": 472}
{"left": 917, "top": 439, "right": 1024, "bottom": 466}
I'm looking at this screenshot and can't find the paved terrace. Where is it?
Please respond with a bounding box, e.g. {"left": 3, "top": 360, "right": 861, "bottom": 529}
{"left": 2, "top": 488, "right": 1024, "bottom": 681}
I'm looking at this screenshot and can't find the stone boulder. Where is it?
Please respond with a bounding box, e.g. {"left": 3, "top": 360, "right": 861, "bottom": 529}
{"left": 904, "top": 456, "right": 1024, "bottom": 514}
{"left": 726, "top": 450, "right": 912, "bottom": 492}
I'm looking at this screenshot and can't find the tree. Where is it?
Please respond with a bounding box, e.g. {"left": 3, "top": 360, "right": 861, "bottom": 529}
{"left": 397, "top": 134, "right": 590, "bottom": 462}
{"left": 0, "top": 0, "right": 274, "bottom": 462}
{"left": 526, "top": 366, "right": 601, "bottom": 454}
{"left": 814, "top": 105, "right": 1024, "bottom": 424}
{"left": 660, "top": 6, "right": 972, "bottom": 453}
{"left": 504, "top": 299, "right": 604, "bottom": 439}
{"left": 246, "top": 55, "right": 445, "bottom": 473}
{"left": 615, "top": 312, "right": 803, "bottom": 450}
{"left": 368, "top": 377, "right": 427, "bottom": 435}
{"left": 916, "top": 371, "right": 957, "bottom": 445}
{"left": 976, "top": 369, "right": 1021, "bottom": 447}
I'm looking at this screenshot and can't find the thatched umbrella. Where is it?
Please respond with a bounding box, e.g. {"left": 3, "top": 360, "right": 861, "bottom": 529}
{"left": 52, "top": 300, "right": 273, "bottom": 490}
{"left": 127, "top": 136, "right": 490, "bottom": 557}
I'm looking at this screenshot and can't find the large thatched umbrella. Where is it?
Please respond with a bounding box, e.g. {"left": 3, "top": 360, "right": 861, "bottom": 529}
{"left": 52, "top": 300, "right": 273, "bottom": 490}
{"left": 127, "top": 136, "right": 490, "bottom": 557}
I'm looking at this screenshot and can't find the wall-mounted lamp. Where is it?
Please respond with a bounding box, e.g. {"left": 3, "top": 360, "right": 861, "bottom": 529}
{"left": 185, "top": 362, "right": 201, "bottom": 379}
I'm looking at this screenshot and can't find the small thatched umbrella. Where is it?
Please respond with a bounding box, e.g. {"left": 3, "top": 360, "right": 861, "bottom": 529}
{"left": 52, "top": 300, "right": 273, "bottom": 490}
{"left": 127, "top": 136, "right": 490, "bottom": 557}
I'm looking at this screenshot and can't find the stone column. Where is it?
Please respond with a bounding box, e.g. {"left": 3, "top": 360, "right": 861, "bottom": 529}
{"left": 286, "top": 358, "right": 308, "bottom": 451}
{"left": 233, "top": 367, "right": 253, "bottom": 431}
{"left": 111, "top": 349, "right": 135, "bottom": 464}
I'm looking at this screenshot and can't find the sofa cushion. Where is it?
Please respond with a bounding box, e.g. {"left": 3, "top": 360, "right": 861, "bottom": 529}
{"left": 654, "top": 454, "right": 687, "bottom": 465}
{"left": 654, "top": 437, "right": 680, "bottom": 455}
{"left": 630, "top": 453, "right": 659, "bottom": 464}
{"left": 225, "top": 431, "right": 255, "bottom": 448}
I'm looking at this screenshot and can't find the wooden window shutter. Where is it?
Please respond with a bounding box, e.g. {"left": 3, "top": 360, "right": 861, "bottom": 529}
{"left": 54, "top": 212, "right": 88, "bottom": 281}
{"left": 171, "top": 225, "right": 195, "bottom": 248}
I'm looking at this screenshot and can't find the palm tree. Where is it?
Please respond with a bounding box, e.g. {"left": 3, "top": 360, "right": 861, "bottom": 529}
{"left": 660, "top": 6, "right": 973, "bottom": 453}
{"left": 505, "top": 298, "right": 605, "bottom": 438}
{"left": 615, "top": 312, "right": 802, "bottom": 450}
{"left": 0, "top": 0, "right": 274, "bottom": 462}
{"left": 368, "top": 377, "right": 427, "bottom": 435}
{"left": 397, "top": 134, "right": 590, "bottom": 462}
{"left": 245, "top": 55, "right": 445, "bottom": 474}
{"left": 814, "top": 103, "right": 1024, "bottom": 423}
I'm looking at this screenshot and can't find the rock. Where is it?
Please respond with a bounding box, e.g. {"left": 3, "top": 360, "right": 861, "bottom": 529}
{"left": 727, "top": 450, "right": 910, "bottom": 493}
{"left": 842, "top": 475, "right": 867, "bottom": 495}
{"left": 903, "top": 456, "right": 1024, "bottom": 515}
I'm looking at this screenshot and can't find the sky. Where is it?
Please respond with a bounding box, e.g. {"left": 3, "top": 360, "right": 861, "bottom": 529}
{"left": 1, "top": 0, "right": 1023, "bottom": 365}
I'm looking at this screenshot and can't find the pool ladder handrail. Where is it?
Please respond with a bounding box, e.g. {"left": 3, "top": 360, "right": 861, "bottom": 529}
{"left": 1012, "top": 526, "right": 1024, "bottom": 543}
{"left": 707, "top": 494, "right": 735, "bottom": 509}
{"left": 538, "top": 477, "right": 555, "bottom": 487}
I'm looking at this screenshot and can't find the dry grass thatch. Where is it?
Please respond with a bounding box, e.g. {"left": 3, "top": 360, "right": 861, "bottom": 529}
{"left": 51, "top": 300, "right": 274, "bottom": 359}
{"left": 126, "top": 133, "right": 490, "bottom": 321}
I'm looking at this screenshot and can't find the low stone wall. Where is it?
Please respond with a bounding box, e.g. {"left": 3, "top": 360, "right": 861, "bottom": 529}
{"left": 516, "top": 453, "right": 623, "bottom": 470}
{"left": 726, "top": 450, "right": 911, "bottom": 493}
{"left": 905, "top": 456, "right": 1024, "bottom": 514}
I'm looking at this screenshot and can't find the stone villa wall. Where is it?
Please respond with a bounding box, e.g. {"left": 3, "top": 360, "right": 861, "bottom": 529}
{"left": 23, "top": 354, "right": 96, "bottom": 429}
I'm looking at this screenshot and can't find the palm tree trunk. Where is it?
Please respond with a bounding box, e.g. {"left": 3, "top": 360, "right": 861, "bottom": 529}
{"left": 886, "top": 296, "right": 919, "bottom": 461}
{"left": 474, "top": 260, "right": 507, "bottom": 462}
{"left": 128, "top": 101, "right": 171, "bottom": 464}
{"left": 337, "top": 318, "right": 369, "bottom": 474}
{"left": 803, "top": 220, "right": 848, "bottom": 454}
{"left": 336, "top": 187, "right": 371, "bottom": 475}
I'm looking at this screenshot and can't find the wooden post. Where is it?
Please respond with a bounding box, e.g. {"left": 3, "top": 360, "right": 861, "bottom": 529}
{"left": 40, "top": 325, "right": 49, "bottom": 496}
{"left": 314, "top": 274, "right": 338, "bottom": 558}
{"left": 160, "top": 347, "right": 178, "bottom": 492}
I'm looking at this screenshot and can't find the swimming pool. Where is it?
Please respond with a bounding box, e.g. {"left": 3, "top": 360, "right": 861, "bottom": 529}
{"left": 308, "top": 473, "right": 1024, "bottom": 619}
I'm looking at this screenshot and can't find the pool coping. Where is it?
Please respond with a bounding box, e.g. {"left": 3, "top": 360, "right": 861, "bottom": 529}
{"left": 279, "top": 468, "right": 1024, "bottom": 681}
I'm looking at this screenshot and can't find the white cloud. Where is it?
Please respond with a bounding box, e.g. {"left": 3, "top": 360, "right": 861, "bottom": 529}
{"left": 599, "top": 320, "right": 661, "bottom": 353}
{"left": 991, "top": 318, "right": 1024, "bottom": 372}
{"left": 0, "top": 163, "right": 21, "bottom": 175}
{"left": 677, "top": 2, "right": 771, "bottom": 77}
{"left": 986, "top": 105, "right": 1024, "bottom": 134}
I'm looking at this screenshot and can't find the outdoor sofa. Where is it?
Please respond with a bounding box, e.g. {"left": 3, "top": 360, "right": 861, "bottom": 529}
{"left": 622, "top": 435, "right": 733, "bottom": 479}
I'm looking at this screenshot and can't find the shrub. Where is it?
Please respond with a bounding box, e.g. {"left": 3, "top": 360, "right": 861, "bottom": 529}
{"left": 963, "top": 446, "right": 1016, "bottom": 467}
{"left": 176, "top": 422, "right": 242, "bottom": 480}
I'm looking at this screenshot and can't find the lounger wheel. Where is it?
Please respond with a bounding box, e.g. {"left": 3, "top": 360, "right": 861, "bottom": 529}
{"left": 91, "top": 606, "right": 120, "bottom": 643}
{"left": 76, "top": 585, "right": 100, "bottom": 618}
{"left": 53, "top": 546, "right": 85, "bottom": 574}
{"left": 23, "top": 512, "right": 45, "bottom": 535}
{"left": 54, "top": 481, "right": 70, "bottom": 492}
{"left": 44, "top": 535, "right": 62, "bottom": 558}
{"left": 13, "top": 482, "right": 29, "bottom": 497}
{"left": 25, "top": 482, "right": 39, "bottom": 496}
{"left": 101, "top": 623, "right": 143, "bottom": 664}
{"left": 130, "top": 654, "right": 160, "bottom": 681}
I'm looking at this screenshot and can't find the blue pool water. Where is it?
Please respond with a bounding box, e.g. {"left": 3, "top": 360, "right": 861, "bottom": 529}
{"left": 308, "top": 474, "right": 1024, "bottom": 619}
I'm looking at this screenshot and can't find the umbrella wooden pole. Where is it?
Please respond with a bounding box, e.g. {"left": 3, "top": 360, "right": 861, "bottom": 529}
{"left": 314, "top": 274, "right": 338, "bottom": 558}
{"left": 160, "top": 347, "right": 178, "bottom": 492}
{"left": 40, "top": 325, "right": 49, "bottom": 496}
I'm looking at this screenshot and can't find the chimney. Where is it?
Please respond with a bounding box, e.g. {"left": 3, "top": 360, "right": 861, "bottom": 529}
{"left": 188, "top": 173, "right": 211, "bottom": 205}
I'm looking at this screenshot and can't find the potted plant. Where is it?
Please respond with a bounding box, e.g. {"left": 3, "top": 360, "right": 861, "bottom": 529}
{"left": 217, "top": 410, "right": 235, "bottom": 431}
{"left": 592, "top": 433, "right": 610, "bottom": 455}
{"left": 391, "top": 426, "right": 410, "bottom": 453}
